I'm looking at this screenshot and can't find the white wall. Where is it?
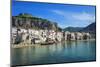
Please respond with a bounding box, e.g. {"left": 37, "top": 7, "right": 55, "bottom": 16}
{"left": 0, "top": 0, "right": 100, "bottom": 67}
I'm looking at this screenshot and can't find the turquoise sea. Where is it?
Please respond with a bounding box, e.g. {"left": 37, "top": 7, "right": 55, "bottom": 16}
{"left": 11, "top": 40, "right": 96, "bottom": 66}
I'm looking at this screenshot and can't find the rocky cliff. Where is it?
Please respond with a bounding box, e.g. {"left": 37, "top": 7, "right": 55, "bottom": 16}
{"left": 12, "top": 13, "right": 60, "bottom": 31}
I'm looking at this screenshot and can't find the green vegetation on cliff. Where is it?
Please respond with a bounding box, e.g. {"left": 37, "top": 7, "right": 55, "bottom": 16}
{"left": 12, "top": 13, "right": 61, "bottom": 31}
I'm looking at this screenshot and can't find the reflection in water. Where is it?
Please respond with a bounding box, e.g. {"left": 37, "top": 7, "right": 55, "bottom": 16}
{"left": 11, "top": 40, "right": 96, "bottom": 66}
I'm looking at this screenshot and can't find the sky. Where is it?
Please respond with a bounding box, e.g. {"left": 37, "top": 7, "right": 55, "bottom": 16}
{"left": 12, "top": 0, "right": 96, "bottom": 28}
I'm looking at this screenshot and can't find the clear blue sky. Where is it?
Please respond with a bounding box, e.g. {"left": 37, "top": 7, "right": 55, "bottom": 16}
{"left": 12, "top": 1, "right": 96, "bottom": 28}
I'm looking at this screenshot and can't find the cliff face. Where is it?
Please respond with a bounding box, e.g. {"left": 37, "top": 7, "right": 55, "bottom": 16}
{"left": 12, "top": 13, "right": 59, "bottom": 31}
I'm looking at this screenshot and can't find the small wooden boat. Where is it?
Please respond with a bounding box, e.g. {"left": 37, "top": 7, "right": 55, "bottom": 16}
{"left": 41, "top": 41, "right": 55, "bottom": 45}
